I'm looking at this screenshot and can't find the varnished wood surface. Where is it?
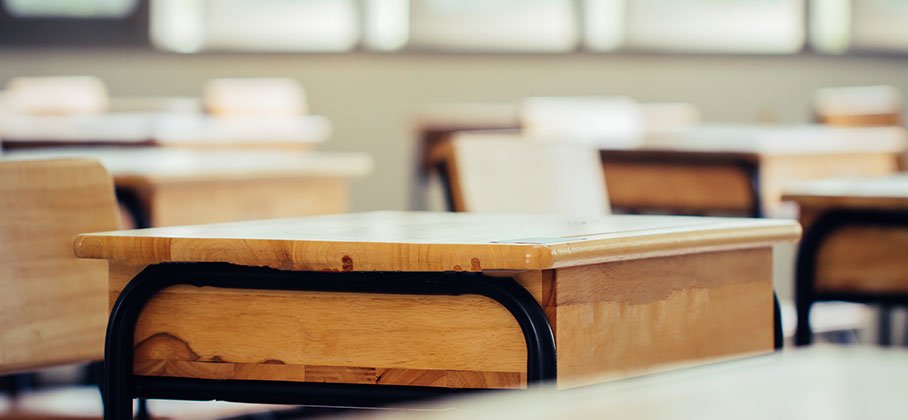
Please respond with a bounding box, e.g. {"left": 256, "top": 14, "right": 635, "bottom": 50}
{"left": 120, "top": 247, "right": 774, "bottom": 389}
{"left": 551, "top": 247, "right": 773, "bottom": 386}
{"left": 0, "top": 159, "right": 120, "bottom": 374}
{"left": 75, "top": 212, "right": 799, "bottom": 271}
{"left": 356, "top": 347, "right": 908, "bottom": 419}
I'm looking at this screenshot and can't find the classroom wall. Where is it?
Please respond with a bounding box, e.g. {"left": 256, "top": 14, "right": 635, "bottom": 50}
{"left": 1, "top": 49, "right": 906, "bottom": 211}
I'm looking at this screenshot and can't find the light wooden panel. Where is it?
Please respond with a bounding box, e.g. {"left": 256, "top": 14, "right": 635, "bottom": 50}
{"left": 603, "top": 161, "right": 753, "bottom": 213}
{"left": 113, "top": 248, "right": 774, "bottom": 390}
{"left": 0, "top": 159, "right": 119, "bottom": 374}
{"left": 813, "top": 226, "right": 908, "bottom": 293}
{"left": 554, "top": 247, "right": 774, "bottom": 387}
{"left": 111, "top": 262, "right": 529, "bottom": 389}
{"left": 145, "top": 177, "right": 349, "bottom": 227}
{"left": 75, "top": 212, "right": 800, "bottom": 271}
{"left": 446, "top": 133, "right": 610, "bottom": 215}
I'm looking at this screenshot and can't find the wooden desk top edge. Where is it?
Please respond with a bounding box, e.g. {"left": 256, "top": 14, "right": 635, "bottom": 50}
{"left": 73, "top": 212, "right": 800, "bottom": 272}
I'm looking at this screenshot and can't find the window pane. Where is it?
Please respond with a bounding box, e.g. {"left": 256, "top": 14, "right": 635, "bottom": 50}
{"left": 850, "top": 0, "right": 908, "bottom": 52}
{"left": 151, "top": 0, "right": 359, "bottom": 52}
{"left": 808, "top": 0, "right": 850, "bottom": 53}
{"left": 583, "top": 0, "right": 626, "bottom": 51}
{"left": 407, "top": 0, "right": 579, "bottom": 52}
{"left": 625, "top": 0, "right": 805, "bottom": 53}
{"left": 4, "top": 0, "right": 137, "bottom": 18}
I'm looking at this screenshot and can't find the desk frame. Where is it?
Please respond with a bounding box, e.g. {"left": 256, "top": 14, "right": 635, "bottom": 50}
{"left": 104, "top": 263, "right": 557, "bottom": 419}
{"left": 795, "top": 209, "right": 908, "bottom": 345}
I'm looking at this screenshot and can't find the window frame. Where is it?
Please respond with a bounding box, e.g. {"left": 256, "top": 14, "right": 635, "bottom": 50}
{"left": 0, "top": 0, "right": 150, "bottom": 47}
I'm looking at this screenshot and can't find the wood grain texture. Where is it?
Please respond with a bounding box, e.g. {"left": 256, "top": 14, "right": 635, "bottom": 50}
{"left": 75, "top": 212, "right": 800, "bottom": 271}
{"left": 0, "top": 159, "right": 120, "bottom": 374}
{"left": 116, "top": 248, "right": 772, "bottom": 389}
{"left": 115, "top": 262, "right": 529, "bottom": 389}
{"left": 553, "top": 247, "right": 774, "bottom": 387}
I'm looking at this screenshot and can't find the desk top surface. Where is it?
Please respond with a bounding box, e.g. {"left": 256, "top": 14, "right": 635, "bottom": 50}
{"left": 783, "top": 174, "right": 908, "bottom": 209}
{"left": 361, "top": 346, "right": 908, "bottom": 420}
{"left": 2, "top": 147, "right": 373, "bottom": 182}
{"left": 634, "top": 125, "right": 906, "bottom": 155}
{"left": 0, "top": 113, "right": 331, "bottom": 145}
{"left": 74, "top": 211, "right": 799, "bottom": 271}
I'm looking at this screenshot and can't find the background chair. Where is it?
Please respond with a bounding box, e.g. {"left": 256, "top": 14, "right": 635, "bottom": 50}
{"left": 0, "top": 158, "right": 293, "bottom": 419}
{"left": 437, "top": 132, "right": 610, "bottom": 215}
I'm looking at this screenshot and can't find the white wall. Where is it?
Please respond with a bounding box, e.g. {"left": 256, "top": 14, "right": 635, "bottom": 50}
{"left": 2, "top": 49, "right": 906, "bottom": 211}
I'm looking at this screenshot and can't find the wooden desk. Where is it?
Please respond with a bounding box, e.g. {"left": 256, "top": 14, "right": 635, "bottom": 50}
{"left": 74, "top": 212, "right": 799, "bottom": 416}
{"left": 783, "top": 175, "right": 908, "bottom": 345}
{"left": 602, "top": 125, "right": 906, "bottom": 217}
{"left": 4, "top": 147, "right": 372, "bottom": 227}
{"left": 427, "top": 126, "right": 906, "bottom": 217}
{"left": 362, "top": 347, "right": 908, "bottom": 420}
{"left": 0, "top": 113, "right": 331, "bottom": 151}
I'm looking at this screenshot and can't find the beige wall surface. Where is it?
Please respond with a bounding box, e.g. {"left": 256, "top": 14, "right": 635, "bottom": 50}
{"left": 1, "top": 49, "right": 906, "bottom": 211}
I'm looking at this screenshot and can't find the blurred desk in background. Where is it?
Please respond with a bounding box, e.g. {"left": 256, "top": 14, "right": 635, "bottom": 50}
{"left": 601, "top": 125, "right": 906, "bottom": 217}
{"left": 359, "top": 346, "right": 908, "bottom": 420}
{"left": 0, "top": 113, "right": 332, "bottom": 151}
{"left": 425, "top": 125, "right": 906, "bottom": 217}
{"left": 5, "top": 147, "right": 372, "bottom": 227}
{"left": 784, "top": 175, "right": 908, "bottom": 346}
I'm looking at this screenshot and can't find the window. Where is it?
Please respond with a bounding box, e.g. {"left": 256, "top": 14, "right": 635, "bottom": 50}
{"left": 151, "top": 0, "right": 359, "bottom": 53}
{"left": 849, "top": 0, "right": 908, "bottom": 52}
{"left": 404, "top": 0, "right": 579, "bottom": 52}
{"left": 4, "top": 0, "right": 137, "bottom": 18}
{"left": 623, "top": 0, "right": 805, "bottom": 53}
{"left": 0, "top": 0, "right": 148, "bottom": 46}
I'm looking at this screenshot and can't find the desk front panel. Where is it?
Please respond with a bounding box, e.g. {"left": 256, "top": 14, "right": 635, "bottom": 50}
{"left": 108, "top": 247, "right": 774, "bottom": 389}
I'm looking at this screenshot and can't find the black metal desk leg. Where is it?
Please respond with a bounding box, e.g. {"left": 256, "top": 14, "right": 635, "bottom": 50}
{"left": 773, "top": 291, "right": 783, "bottom": 350}
{"left": 878, "top": 305, "right": 894, "bottom": 346}
{"left": 104, "top": 263, "right": 557, "bottom": 419}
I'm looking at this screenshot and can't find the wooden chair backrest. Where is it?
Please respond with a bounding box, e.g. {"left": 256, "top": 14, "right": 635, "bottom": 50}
{"left": 0, "top": 159, "right": 119, "bottom": 374}
{"left": 442, "top": 132, "right": 610, "bottom": 215}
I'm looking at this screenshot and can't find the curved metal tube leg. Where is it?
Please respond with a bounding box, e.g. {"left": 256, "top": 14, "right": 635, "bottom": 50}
{"left": 104, "top": 263, "right": 556, "bottom": 419}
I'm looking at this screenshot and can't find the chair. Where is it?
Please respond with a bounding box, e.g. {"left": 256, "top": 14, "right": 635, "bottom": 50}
{"left": 0, "top": 159, "right": 292, "bottom": 419}
{"left": 436, "top": 132, "right": 610, "bottom": 215}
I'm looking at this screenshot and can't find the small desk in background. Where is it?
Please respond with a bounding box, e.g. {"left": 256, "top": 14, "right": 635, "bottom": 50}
{"left": 784, "top": 175, "right": 908, "bottom": 345}
{"left": 425, "top": 125, "right": 906, "bottom": 217}
{"left": 5, "top": 147, "right": 372, "bottom": 227}
{"left": 74, "top": 212, "right": 799, "bottom": 417}
{"left": 0, "top": 113, "right": 332, "bottom": 151}
{"left": 600, "top": 125, "right": 906, "bottom": 217}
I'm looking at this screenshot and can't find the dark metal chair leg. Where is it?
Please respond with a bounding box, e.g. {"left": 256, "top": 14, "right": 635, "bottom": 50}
{"left": 104, "top": 263, "right": 556, "bottom": 418}
{"left": 773, "top": 291, "right": 783, "bottom": 350}
{"left": 135, "top": 398, "right": 150, "bottom": 420}
{"left": 878, "top": 305, "right": 894, "bottom": 346}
